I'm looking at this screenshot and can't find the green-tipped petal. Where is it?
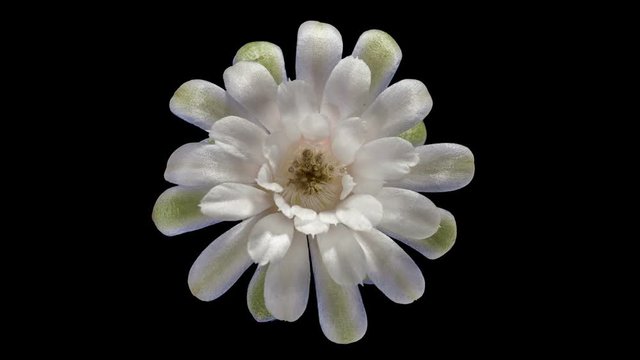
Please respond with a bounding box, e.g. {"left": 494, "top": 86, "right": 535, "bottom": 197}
{"left": 376, "top": 187, "right": 441, "bottom": 241}
{"left": 398, "top": 122, "right": 427, "bottom": 146}
{"left": 361, "top": 79, "right": 432, "bottom": 140}
{"left": 164, "top": 143, "right": 261, "bottom": 187}
{"left": 247, "top": 265, "right": 275, "bottom": 322}
{"left": 169, "top": 79, "right": 243, "bottom": 131}
{"left": 352, "top": 29, "right": 402, "bottom": 100}
{"left": 188, "top": 216, "right": 260, "bottom": 301}
{"left": 355, "top": 229, "right": 424, "bottom": 304}
{"left": 223, "top": 61, "right": 280, "bottom": 132}
{"left": 152, "top": 186, "right": 218, "bottom": 236}
{"left": 234, "top": 41, "right": 287, "bottom": 84}
{"left": 390, "top": 143, "right": 475, "bottom": 192}
{"left": 264, "top": 232, "right": 311, "bottom": 321}
{"left": 395, "top": 208, "right": 457, "bottom": 260}
{"left": 309, "top": 237, "right": 367, "bottom": 344}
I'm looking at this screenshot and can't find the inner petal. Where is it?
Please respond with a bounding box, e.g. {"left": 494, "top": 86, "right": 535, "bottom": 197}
{"left": 275, "top": 141, "right": 345, "bottom": 212}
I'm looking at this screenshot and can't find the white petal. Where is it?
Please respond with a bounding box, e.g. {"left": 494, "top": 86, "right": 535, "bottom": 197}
{"left": 264, "top": 232, "right": 310, "bottom": 321}
{"left": 316, "top": 225, "right": 367, "bottom": 285}
{"left": 395, "top": 208, "right": 457, "bottom": 260}
{"left": 164, "top": 143, "right": 260, "bottom": 187}
{"left": 354, "top": 229, "right": 424, "bottom": 304}
{"left": 248, "top": 213, "right": 294, "bottom": 266}
{"left": 352, "top": 30, "right": 402, "bottom": 101}
{"left": 352, "top": 137, "right": 419, "bottom": 181}
{"left": 152, "top": 186, "right": 219, "bottom": 236}
{"left": 199, "top": 183, "right": 273, "bottom": 221}
{"left": 223, "top": 61, "right": 280, "bottom": 132}
{"left": 299, "top": 113, "right": 330, "bottom": 141}
{"left": 169, "top": 79, "right": 246, "bottom": 131}
{"left": 321, "top": 56, "right": 371, "bottom": 120}
{"left": 340, "top": 174, "right": 356, "bottom": 200}
{"left": 263, "top": 131, "right": 294, "bottom": 170}
{"left": 389, "top": 143, "right": 475, "bottom": 192}
{"left": 318, "top": 211, "right": 339, "bottom": 225}
{"left": 256, "top": 164, "right": 283, "bottom": 193}
{"left": 234, "top": 41, "right": 286, "bottom": 84}
{"left": 273, "top": 193, "right": 293, "bottom": 218}
{"left": 296, "top": 21, "right": 343, "bottom": 101}
{"left": 247, "top": 265, "right": 275, "bottom": 322}
{"left": 352, "top": 178, "right": 384, "bottom": 195}
{"left": 361, "top": 79, "right": 432, "bottom": 139}
{"left": 188, "top": 216, "right": 259, "bottom": 301}
{"left": 376, "top": 187, "right": 441, "bottom": 240}
{"left": 208, "top": 116, "right": 267, "bottom": 163}
{"left": 278, "top": 80, "right": 318, "bottom": 140}
{"left": 331, "top": 117, "right": 367, "bottom": 166}
{"left": 336, "top": 194, "right": 383, "bottom": 231}
{"left": 294, "top": 215, "right": 330, "bottom": 235}
{"left": 309, "top": 236, "right": 367, "bottom": 344}
{"left": 290, "top": 206, "right": 316, "bottom": 220}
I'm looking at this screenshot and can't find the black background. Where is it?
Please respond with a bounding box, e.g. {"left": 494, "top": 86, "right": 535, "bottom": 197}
{"left": 97, "top": 8, "right": 538, "bottom": 355}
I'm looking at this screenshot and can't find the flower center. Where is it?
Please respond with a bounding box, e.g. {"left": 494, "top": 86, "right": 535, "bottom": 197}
{"left": 278, "top": 144, "right": 344, "bottom": 212}
{"left": 287, "top": 149, "right": 334, "bottom": 194}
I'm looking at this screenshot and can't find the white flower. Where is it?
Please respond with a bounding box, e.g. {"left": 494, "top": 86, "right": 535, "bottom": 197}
{"left": 152, "top": 21, "right": 475, "bottom": 344}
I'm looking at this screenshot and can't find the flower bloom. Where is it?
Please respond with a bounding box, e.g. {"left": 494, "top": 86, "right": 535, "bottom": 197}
{"left": 153, "top": 20, "right": 474, "bottom": 344}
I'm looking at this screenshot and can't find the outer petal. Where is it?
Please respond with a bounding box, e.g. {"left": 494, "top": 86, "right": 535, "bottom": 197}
{"left": 399, "top": 121, "right": 427, "bottom": 146}
{"left": 352, "top": 137, "right": 419, "bottom": 181}
{"left": 316, "top": 225, "right": 367, "bottom": 285}
{"left": 331, "top": 117, "right": 367, "bottom": 166}
{"left": 336, "top": 194, "right": 383, "bottom": 232}
{"left": 223, "top": 61, "right": 280, "bottom": 132}
{"left": 152, "top": 186, "right": 219, "bottom": 236}
{"left": 234, "top": 41, "right": 287, "bottom": 84}
{"left": 264, "top": 232, "right": 311, "bottom": 321}
{"left": 247, "top": 265, "right": 275, "bottom": 322}
{"left": 321, "top": 56, "right": 371, "bottom": 120}
{"left": 188, "top": 216, "right": 260, "bottom": 301}
{"left": 361, "top": 79, "right": 432, "bottom": 139}
{"left": 169, "top": 79, "right": 245, "bottom": 131}
{"left": 208, "top": 116, "right": 267, "bottom": 163}
{"left": 389, "top": 143, "right": 475, "bottom": 192}
{"left": 376, "top": 187, "right": 441, "bottom": 240}
{"left": 395, "top": 208, "right": 457, "bottom": 260}
{"left": 352, "top": 30, "right": 402, "bottom": 101}
{"left": 199, "top": 183, "right": 273, "bottom": 221}
{"left": 296, "top": 21, "right": 343, "bottom": 101}
{"left": 247, "top": 213, "right": 294, "bottom": 265}
{"left": 164, "top": 143, "right": 260, "bottom": 187}
{"left": 309, "top": 236, "right": 367, "bottom": 344}
{"left": 354, "top": 229, "right": 425, "bottom": 304}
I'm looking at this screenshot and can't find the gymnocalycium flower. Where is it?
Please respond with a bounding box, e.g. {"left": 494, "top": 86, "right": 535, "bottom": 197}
{"left": 153, "top": 20, "right": 474, "bottom": 344}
